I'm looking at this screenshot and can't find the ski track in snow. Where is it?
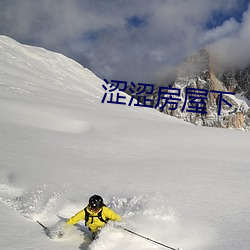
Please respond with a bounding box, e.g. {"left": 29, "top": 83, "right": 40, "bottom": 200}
{"left": 0, "top": 99, "right": 91, "bottom": 134}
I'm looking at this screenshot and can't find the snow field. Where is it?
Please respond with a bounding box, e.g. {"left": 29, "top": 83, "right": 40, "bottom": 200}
{"left": 0, "top": 36, "right": 250, "bottom": 250}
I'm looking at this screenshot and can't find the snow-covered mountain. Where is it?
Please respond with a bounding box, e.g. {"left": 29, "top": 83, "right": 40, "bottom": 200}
{"left": 144, "top": 49, "right": 250, "bottom": 130}
{"left": 0, "top": 36, "right": 250, "bottom": 250}
{"left": 217, "top": 65, "right": 250, "bottom": 102}
{"left": 174, "top": 49, "right": 250, "bottom": 129}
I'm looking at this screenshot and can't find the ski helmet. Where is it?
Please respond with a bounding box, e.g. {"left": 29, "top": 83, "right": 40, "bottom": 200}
{"left": 89, "top": 195, "right": 104, "bottom": 210}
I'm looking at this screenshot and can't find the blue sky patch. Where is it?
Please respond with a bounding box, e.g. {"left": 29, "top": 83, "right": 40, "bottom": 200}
{"left": 126, "top": 15, "right": 148, "bottom": 28}
{"left": 206, "top": 0, "right": 249, "bottom": 29}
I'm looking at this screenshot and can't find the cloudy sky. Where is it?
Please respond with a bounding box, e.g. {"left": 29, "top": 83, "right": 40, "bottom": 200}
{"left": 0, "top": 0, "right": 249, "bottom": 84}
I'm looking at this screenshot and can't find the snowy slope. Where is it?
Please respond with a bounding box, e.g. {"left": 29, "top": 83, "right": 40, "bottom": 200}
{"left": 0, "top": 36, "right": 250, "bottom": 250}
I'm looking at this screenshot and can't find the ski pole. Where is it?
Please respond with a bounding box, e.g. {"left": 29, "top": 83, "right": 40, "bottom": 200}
{"left": 122, "top": 227, "right": 180, "bottom": 250}
{"left": 37, "top": 220, "right": 48, "bottom": 231}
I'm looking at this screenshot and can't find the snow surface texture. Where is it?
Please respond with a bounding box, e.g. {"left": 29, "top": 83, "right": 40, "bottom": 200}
{"left": 0, "top": 36, "right": 250, "bottom": 250}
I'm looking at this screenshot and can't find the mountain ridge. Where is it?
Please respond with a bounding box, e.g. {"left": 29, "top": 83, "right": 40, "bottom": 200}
{"left": 150, "top": 48, "right": 250, "bottom": 130}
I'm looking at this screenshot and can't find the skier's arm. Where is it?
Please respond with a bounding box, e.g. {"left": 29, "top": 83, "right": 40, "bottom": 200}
{"left": 67, "top": 209, "right": 85, "bottom": 225}
{"left": 104, "top": 207, "right": 122, "bottom": 222}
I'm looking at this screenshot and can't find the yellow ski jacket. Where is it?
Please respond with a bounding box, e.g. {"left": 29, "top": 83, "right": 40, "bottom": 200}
{"left": 67, "top": 206, "right": 121, "bottom": 233}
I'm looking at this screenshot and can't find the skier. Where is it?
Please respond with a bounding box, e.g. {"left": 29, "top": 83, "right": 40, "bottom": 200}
{"left": 66, "top": 194, "right": 121, "bottom": 239}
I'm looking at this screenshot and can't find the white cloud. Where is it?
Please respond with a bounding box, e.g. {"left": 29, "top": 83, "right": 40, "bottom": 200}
{"left": 0, "top": 0, "right": 249, "bottom": 82}
{"left": 209, "top": 5, "right": 250, "bottom": 69}
{"left": 200, "top": 18, "right": 240, "bottom": 45}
